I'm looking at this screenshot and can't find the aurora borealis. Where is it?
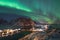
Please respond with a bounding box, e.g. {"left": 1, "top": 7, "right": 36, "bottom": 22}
{"left": 0, "top": 0, "right": 60, "bottom": 24}
{"left": 0, "top": 0, "right": 32, "bottom": 12}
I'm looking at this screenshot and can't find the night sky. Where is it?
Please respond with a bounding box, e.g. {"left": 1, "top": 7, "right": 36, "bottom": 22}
{"left": 0, "top": 0, "right": 60, "bottom": 24}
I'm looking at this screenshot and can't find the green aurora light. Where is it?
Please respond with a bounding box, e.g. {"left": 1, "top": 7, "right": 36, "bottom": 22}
{"left": 0, "top": 0, "right": 60, "bottom": 24}
{"left": 0, "top": 0, "right": 32, "bottom": 12}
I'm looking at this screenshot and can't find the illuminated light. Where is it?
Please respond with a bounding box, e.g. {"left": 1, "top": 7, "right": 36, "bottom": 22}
{"left": 10, "top": 30, "right": 14, "bottom": 32}
{"left": 7, "top": 31, "right": 9, "bottom": 34}
{"left": 33, "top": 29, "right": 44, "bottom": 31}
{"left": 15, "top": 29, "right": 18, "bottom": 31}
{"left": 18, "top": 28, "right": 21, "bottom": 30}
{"left": 44, "top": 25, "right": 48, "bottom": 30}
{"left": 0, "top": 30, "right": 2, "bottom": 32}
{"left": 2, "top": 32, "right": 5, "bottom": 37}
{"left": 7, "top": 29, "right": 10, "bottom": 33}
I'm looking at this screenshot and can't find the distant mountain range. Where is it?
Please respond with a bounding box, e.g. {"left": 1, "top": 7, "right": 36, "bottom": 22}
{"left": 0, "top": 15, "right": 34, "bottom": 29}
